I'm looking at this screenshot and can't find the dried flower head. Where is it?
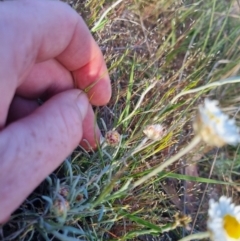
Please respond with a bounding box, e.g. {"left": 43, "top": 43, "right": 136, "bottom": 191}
{"left": 207, "top": 196, "right": 240, "bottom": 241}
{"left": 59, "top": 186, "right": 69, "bottom": 198}
{"left": 143, "top": 124, "right": 165, "bottom": 141}
{"left": 52, "top": 198, "right": 70, "bottom": 216}
{"left": 173, "top": 212, "right": 192, "bottom": 229}
{"left": 105, "top": 130, "right": 121, "bottom": 146}
{"left": 75, "top": 193, "right": 83, "bottom": 202}
{"left": 193, "top": 99, "right": 240, "bottom": 147}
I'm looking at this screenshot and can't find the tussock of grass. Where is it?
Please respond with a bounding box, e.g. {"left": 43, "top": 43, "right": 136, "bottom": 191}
{"left": 1, "top": 0, "right": 240, "bottom": 240}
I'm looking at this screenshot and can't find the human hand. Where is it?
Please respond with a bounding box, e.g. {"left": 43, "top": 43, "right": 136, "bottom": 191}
{"left": 0, "top": 0, "right": 111, "bottom": 223}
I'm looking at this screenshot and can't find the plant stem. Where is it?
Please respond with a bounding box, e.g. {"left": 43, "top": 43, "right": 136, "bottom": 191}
{"left": 91, "top": 0, "right": 124, "bottom": 32}
{"left": 117, "top": 81, "right": 158, "bottom": 126}
{"left": 132, "top": 135, "right": 201, "bottom": 189}
{"left": 178, "top": 231, "right": 210, "bottom": 241}
{"left": 171, "top": 76, "right": 240, "bottom": 104}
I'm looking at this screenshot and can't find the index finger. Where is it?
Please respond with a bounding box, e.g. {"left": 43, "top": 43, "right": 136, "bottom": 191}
{"left": 0, "top": 0, "right": 111, "bottom": 110}
{"left": 56, "top": 10, "right": 111, "bottom": 106}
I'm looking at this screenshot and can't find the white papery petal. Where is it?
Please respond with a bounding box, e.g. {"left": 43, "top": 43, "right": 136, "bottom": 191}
{"left": 207, "top": 196, "right": 240, "bottom": 241}
{"left": 194, "top": 99, "right": 240, "bottom": 147}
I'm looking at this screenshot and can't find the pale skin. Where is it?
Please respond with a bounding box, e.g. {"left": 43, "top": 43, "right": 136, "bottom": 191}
{"left": 0, "top": 0, "right": 111, "bottom": 223}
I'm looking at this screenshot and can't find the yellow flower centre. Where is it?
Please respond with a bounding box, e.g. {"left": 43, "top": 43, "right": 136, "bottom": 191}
{"left": 207, "top": 111, "right": 221, "bottom": 124}
{"left": 223, "top": 214, "right": 240, "bottom": 239}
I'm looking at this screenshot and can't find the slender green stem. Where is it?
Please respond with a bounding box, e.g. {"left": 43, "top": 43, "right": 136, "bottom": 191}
{"left": 171, "top": 76, "right": 240, "bottom": 104}
{"left": 202, "top": 0, "right": 216, "bottom": 52}
{"left": 117, "top": 81, "right": 158, "bottom": 126}
{"left": 178, "top": 231, "right": 210, "bottom": 241}
{"left": 132, "top": 135, "right": 201, "bottom": 189}
{"left": 92, "top": 137, "right": 150, "bottom": 207}
{"left": 91, "top": 0, "right": 124, "bottom": 32}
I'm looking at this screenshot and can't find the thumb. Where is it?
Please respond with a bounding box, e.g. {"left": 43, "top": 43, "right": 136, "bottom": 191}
{"left": 0, "top": 89, "right": 88, "bottom": 223}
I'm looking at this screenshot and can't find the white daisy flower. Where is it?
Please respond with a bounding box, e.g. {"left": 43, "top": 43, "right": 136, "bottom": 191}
{"left": 193, "top": 99, "right": 240, "bottom": 147}
{"left": 143, "top": 124, "right": 166, "bottom": 141}
{"left": 207, "top": 196, "right": 240, "bottom": 241}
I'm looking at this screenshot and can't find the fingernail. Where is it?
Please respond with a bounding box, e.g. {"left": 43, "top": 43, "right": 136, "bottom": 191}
{"left": 76, "top": 92, "right": 89, "bottom": 119}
